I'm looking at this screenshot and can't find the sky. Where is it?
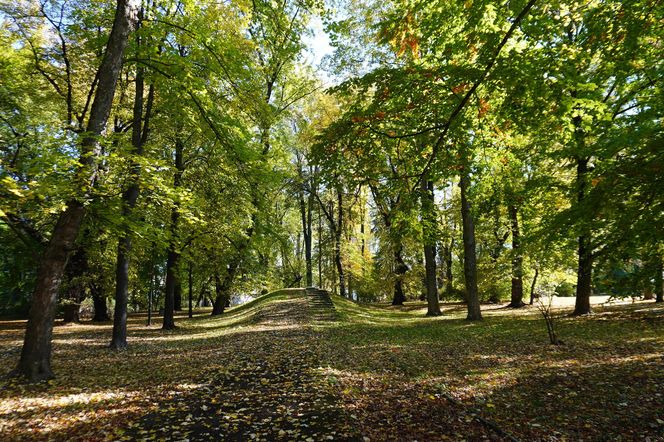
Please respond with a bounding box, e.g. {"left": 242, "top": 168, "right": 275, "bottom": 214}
{"left": 301, "top": 16, "right": 336, "bottom": 86}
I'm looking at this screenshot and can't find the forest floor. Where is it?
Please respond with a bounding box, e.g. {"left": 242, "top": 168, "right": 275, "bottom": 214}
{"left": 1, "top": 289, "right": 663, "bottom": 441}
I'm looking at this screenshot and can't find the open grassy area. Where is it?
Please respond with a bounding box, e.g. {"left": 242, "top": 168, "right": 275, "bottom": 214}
{"left": 1, "top": 290, "right": 663, "bottom": 441}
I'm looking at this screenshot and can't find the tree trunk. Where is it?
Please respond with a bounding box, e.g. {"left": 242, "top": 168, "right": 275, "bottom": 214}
{"left": 655, "top": 258, "right": 663, "bottom": 303}
{"left": 163, "top": 248, "right": 179, "bottom": 329}
{"left": 298, "top": 167, "right": 314, "bottom": 287}
{"left": 391, "top": 247, "right": 408, "bottom": 305}
{"left": 163, "top": 137, "right": 184, "bottom": 329}
{"left": 318, "top": 200, "right": 323, "bottom": 288}
{"left": 110, "top": 235, "right": 131, "bottom": 348}
{"left": 188, "top": 262, "right": 193, "bottom": 318}
{"left": 422, "top": 179, "right": 441, "bottom": 316}
{"left": 335, "top": 189, "right": 346, "bottom": 298}
{"left": 212, "top": 273, "right": 226, "bottom": 315}
{"left": 573, "top": 156, "right": 593, "bottom": 316}
{"left": 91, "top": 283, "right": 109, "bottom": 322}
{"left": 508, "top": 204, "right": 525, "bottom": 308}
{"left": 110, "top": 23, "right": 155, "bottom": 346}
{"left": 529, "top": 265, "right": 539, "bottom": 305}
{"left": 459, "top": 164, "right": 482, "bottom": 321}
{"left": 12, "top": 0, "right": 136, "bottom": 381}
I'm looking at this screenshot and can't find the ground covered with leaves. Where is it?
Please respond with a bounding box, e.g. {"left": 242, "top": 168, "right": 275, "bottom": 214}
{"left": 1, "top": 290, "right": 663, "bottom": 441}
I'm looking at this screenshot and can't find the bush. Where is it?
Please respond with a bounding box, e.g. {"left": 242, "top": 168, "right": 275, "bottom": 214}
{"left": 555, "top": 281, "right": 575, "bottom": 297}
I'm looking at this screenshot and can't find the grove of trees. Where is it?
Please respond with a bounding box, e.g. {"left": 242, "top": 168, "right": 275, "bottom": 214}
{"left": 1, "top": 0, "right": 662, "bottom": 382}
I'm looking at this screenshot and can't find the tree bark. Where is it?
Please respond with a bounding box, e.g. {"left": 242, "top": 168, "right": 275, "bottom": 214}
{"left": 459, "top": 161, "right": 482, "bottom": 321}
{"left": 421, "top": 179, "right": 441, "bottom": 316}
{"left": 573, "top": 156, "right": 593, "bottom": 315}
{"left": 13, "top": 0, "right": 137, "bottom": 381}
{"left": 508, "top": 204, "right": 525, "bottom": 308}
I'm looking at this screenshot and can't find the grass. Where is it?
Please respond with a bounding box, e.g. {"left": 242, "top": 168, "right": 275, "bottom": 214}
{"left": 0, "top": 290, "right": 662, "bottom": 441}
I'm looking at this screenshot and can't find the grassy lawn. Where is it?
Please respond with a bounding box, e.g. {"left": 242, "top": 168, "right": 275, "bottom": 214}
{"left": 0, "top": 290, "right": 662, "bottom": 441}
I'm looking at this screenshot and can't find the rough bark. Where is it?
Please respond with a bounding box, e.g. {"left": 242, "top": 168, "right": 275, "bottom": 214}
{"left": 508, "top": 204, "right": 525, "bottom": 308}
{"left": 421, "top": 179, "right": 441, "bottom": 316}
{"left": 459, "top": 163, "right": 482, "bottom": 321}
{"left": 13, "top": 0, "right": 137, "bottom": 381}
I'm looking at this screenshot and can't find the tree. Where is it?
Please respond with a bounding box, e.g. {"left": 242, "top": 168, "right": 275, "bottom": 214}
{"left": 9, "top": 0, "right": 138, "bottom": 381}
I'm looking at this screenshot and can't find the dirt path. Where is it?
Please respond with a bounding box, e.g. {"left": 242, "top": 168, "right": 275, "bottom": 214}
{"left": 126, "top": 289, "right": 359, "bottom": 441}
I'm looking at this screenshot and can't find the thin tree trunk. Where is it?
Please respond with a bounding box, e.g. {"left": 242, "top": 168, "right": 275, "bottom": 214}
{"left": 573, "top": 155, "right": 593, "bottom": 316}
{"left": 508, "top": 204, "right": 525, "bottom": 308}
{"left": 188, "top": 261, "right": 193, "bottom": 318}
{"left": 111, "top": 26, "right": 155, "bottom": 347}
{"left": 422, "top": 179, "right": 441, "bottom": 316}
{"left": 163, "top": 138, "right": 184, "bottom": 329}
{"left": 335, "top": 189, "right": 346, "bottom": 298}
{"left": 529, "top": 265, "right": 539, "bottom": 305}
{"left": 318, "top": 200, "right": 323, "bottom": 288}
{"left": 459, "top": 162, "right": 482, "bottom": 321}
{"left": 12, "top": 0, "right": 137, "bottom": 381}
{"left": 163, "top": 248, "right": 178, "bottom": 329}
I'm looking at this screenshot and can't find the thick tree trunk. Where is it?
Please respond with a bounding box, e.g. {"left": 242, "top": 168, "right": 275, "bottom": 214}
{"left": 459, "top": 167, "right": 482, "bottom": 321}
{"left": 508, "top": 204, "right": 525, "bottom": 308}
{"left": 62, "top": 305, "right": 80, "bottom": 324}
{"left": 91, "top": 283, "right": 110, "bottom": 322}
{"left": 12, "top": 0, "right": 136, "bottom": 381}
{"left": 421, "top": 179, "right": 441, "bottom": 316}
{"left": 573, "top": 156, "right": 593, "bottom": 316}
{"left": 654, "top": 259, "right": 663, "bottom": 303}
